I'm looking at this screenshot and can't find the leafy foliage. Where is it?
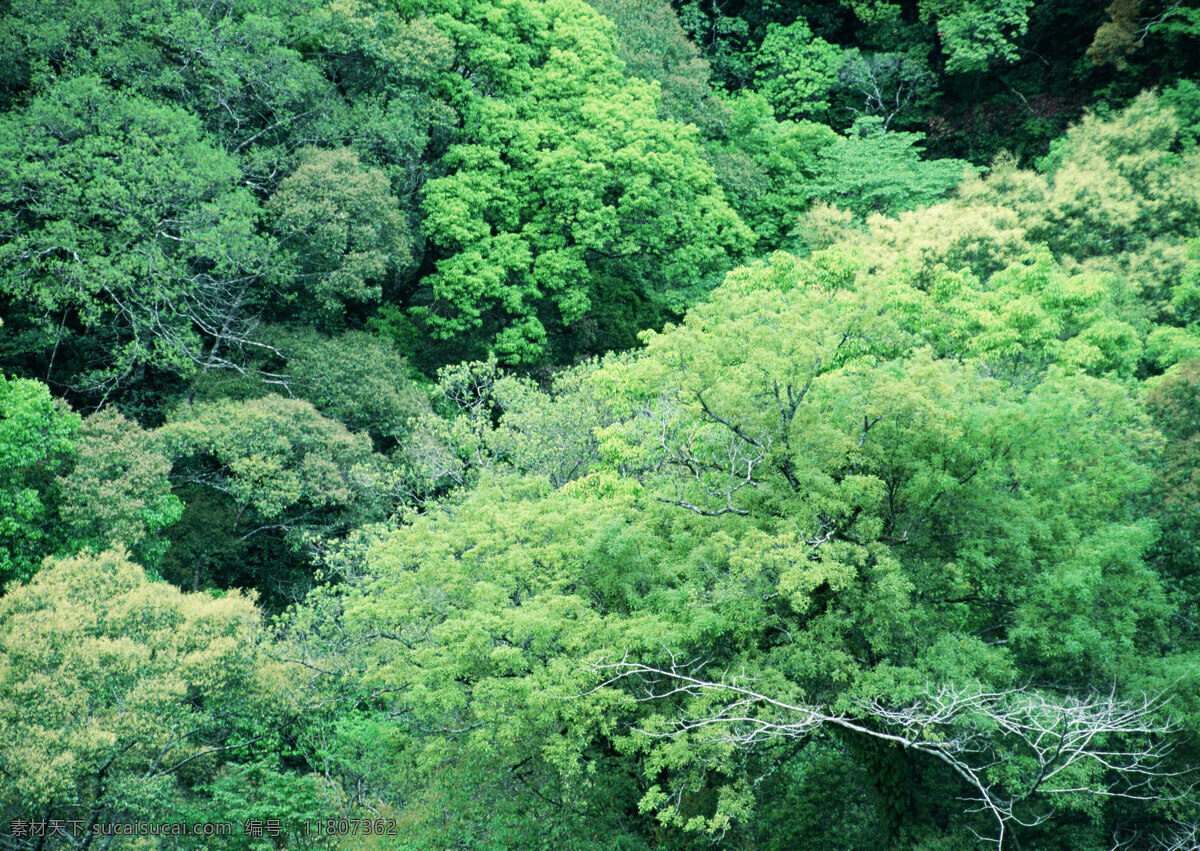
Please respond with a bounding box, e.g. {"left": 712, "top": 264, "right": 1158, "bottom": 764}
{"left": 2, "top": 2, "right": 1199, "bottom": 848}
{"left": 57, "top": 407, "right": 182, "bottom": 569}
{"left": 416, "top": 0, "right": 753, "bottom": 363}
{"left": 158, "top": 395, "right": 394, "bottom": 605}
{"left": 268, "top": 147, "right": 413, "bottom": 324}
{"left": 0, "top": 549, "right": 285, "bottom": 838}
{"left": 0, "top": 375, "right": 77, "bottom": 587}
{"left": 0, "top": 77, "right": 270, "bottom": 395}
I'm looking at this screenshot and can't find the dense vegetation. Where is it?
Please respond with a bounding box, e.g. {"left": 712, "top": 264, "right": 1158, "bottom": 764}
{"left": 1, "top": 0, "right": 1199, "bottom": 847}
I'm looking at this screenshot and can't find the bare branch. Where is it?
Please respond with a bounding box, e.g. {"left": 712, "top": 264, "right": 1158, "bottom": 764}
{"left": 575, "top": 658, "right": 1189, "bottom": 848}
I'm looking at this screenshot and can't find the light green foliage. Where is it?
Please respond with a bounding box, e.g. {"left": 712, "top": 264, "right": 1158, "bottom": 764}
{"left": 404, "top": 358, "right": 614, "bottom": 494}
{"left": 0, "top": 77, "right": 269, "bottom": 393}
{"left": 0, "top": 376, "right": 78, "bottom": 588}
{"left": 1, "top": 0, "right": 1197, "bottom": 846}
{"left": 858, "top": 193, "right": 1033, "bottom": 278}
{"left": 57, "top": 407, "right": 182, "bottom": 569}
{"left": 814, "top": 117, "right": 974, "bottom": 217}
{"left": 1040, "top": 94, "right": 1200, "bottom": 253}
{"left": 920, "top": 0, "right": 1034, "bottom": 73}
{"left": 416, "top": 0, "right": 753, "bottom": 362}
{"left": 280, "top": 475, "right": 659, "bottom": 845}
{"left": 268, "top": 147, "right": 413, "bottom": 322}
{"left": 1146, "top": 239, "right": 1200, "bottom": 366}
{"left": 979, "top": 92, "right": 1200, "bottom": 259}
{"left": 160, "top": 395, "right": 385, "bottom": 535}
{"left": 0, "top": 549, "right": 284, "bottom": 833}
{"left": 753, "top": 20, "right": 843, "bottom": 121}
{"left": 284, "top": 243, "right": 1172, "bottom": 843}
{"left": 594, "top": 255, "right": 1167, "bottom": 829}
{"left": 933, "top": 253, "right": 1144, "bottom": 379}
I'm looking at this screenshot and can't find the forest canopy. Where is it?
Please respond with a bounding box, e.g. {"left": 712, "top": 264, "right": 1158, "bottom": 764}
{"left": 1, "top": 0, "right": 1199, "bottom": 848}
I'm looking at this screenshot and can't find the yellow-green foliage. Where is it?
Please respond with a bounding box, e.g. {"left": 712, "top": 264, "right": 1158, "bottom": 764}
{"left": 969, "top": 93, "right": 1200, "bottom": 258}
{"left": 57, "top": 408, "right": 182, "bottom": 568}
{"left": 0, "top": 549, "right": 278, "bottom": 819}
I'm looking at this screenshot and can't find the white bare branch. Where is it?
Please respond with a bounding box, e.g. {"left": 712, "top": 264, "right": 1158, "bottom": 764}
{"left": 578, "top": 657, "right": 1190, "bottom": 848}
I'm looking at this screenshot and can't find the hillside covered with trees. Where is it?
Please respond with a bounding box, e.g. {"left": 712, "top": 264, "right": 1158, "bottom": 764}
{"left": 2, "top": 0, "right": 1200, "bottom": 847}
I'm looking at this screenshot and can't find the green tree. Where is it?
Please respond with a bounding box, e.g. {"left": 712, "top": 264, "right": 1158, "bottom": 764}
{"left": 753, "top": 19, "right": 843, "bottom": 121}
{"left": 267, "top": 148, "right": 414, "bottom": 324}
{"left": 282, "top": 246, "right": 1178, "bottom": 846}
{"left": 705, "top": 93, "right": 837, "bottom": 249}
{"left": 402, "top": 357, "right": 615, "bottom": 495}
{"left": 0, "top": 77, "right": 271, "bottom": 397}
{"left": 0, "top": 0, "right": 338, "bottom": 185}
{"left": 270, "top": 328, "right": 430, "bottom": 451}
{"left": 158, "top": 395, "right": 394, "bottom": 604}
{"left": 0, "top": 375, "right": 77, "bottom": 588}
{"left": 920, "top": 0, "right": 1035, "bottom": 73}
{"left": 57, "top": 407, "right": 183, "bottom": 569}
{"left": 836, "top": 51, "right": 937, "bottom": 131}
{"left": 814, "top": 117, "right": 974, "bottom": 216}
{"left": 0, "top": 549, "right": 288, "bottom": 841}
{"left": 982, "top": 92, "right": 1200, "bottom": 260}
{"left": 413, "top": 0, "right": 753, "bottom": 363}
{"left": 582, "top": 0, "right": 722, "bottom": 130}
{"left": 1146, "top": 360, "right": 1200, "bottom": 635}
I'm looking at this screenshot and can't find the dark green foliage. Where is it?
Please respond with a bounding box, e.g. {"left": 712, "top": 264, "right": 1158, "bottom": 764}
{"left": 1146, "top": 360, "right": 1200, "bottom": 636}
{"left": 271, "top": 329, "right": 430, "bottom": 451}
{"left": 267, "top": 148, "right": 414, "bottom": 325}
{"left": 0, "top": 77, "right": 270, "bottom": 398}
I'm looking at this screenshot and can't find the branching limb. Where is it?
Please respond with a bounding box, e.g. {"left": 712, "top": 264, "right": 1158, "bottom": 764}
{"left": 576, "top": 657, "right": 1188, "bottom": 849}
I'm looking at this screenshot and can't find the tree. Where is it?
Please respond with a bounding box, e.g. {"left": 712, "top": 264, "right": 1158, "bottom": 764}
{"left": 402, "top": 357, "right": 616, "bottom": 495}
{"left": 982, "top": 92, "right": 1200, "bottom": 260}
{"left": 582, "top": 0, "right": 722, "bottom": 130}
{"left": 0, "top": 0, "right": 338, "bottom": 186}
{"left": 281, "top": 245, "right": 1178, "bottom": 846}
{"left": 0, "top": 549, "right": 287, "bottom": 845}
{"left": 813, "top": 117, "right": 973, "bottom": 216}
{"left": 0, "top": 77, "right": 273, "bottom": 398}
{"left": 414, "top": 0, "right": 753, "bottom": 363}
{"left": 269, "top": 328, "right": 430, "bottom": 451}
{"left": 704, "top": 93, "right": 838, "bottom": 249}
{"left": 1088, "top": 0, "right": 1200, "bottom": 67}
{"left": 837, "top": 51, "right": 937, "bottom": 131}
{"left": 0, "top": 374, "right": 77, "bottom": 588}
{"left": 752, "top": 19, "right": 843, "bottom": 121}
{"left": 267, "top": 148, "right": 414, "bottom": 324}
{"left": 56, "top": 407, "right": 182, "bottom": 569}
{"left": 158, "top": 395, "right": 393, "bottom": 604}
{"left": 585, "top": 659, "right": 1181, "bottom": 848}
{"left": 919, "top": 0, "right": 1035, "bottom": 73}
{"left": 1146, "top": 360, "right": 1200, "bottom": 635}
